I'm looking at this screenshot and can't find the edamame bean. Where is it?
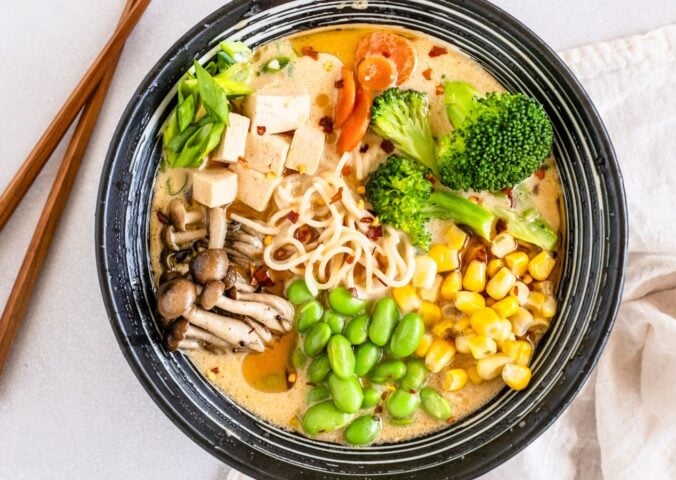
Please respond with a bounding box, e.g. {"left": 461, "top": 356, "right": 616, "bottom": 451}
{"left": 344, "top": 414, "right": 382, "bottom": 445}
{"left": 369, "top": 359, "right": 407, "bottom": 384}
{"left": 286, "top": 279, "right": 315, "bottom": 305}
{"left": 420, "top": 387, "right": 452, "bottom": 421}
{"left": 345, "top": 314, "right": 370, "bottom": 345}
{"left": 354, "top": 342, "right": 382, "bottom": 377}
{"left": 399, "top": 358, "right": 428, "bottom": 392}
{"left": 307, "top": 354, "right": 331, "bottom": 383}
{"left": 362, "top": 387, "right": 382, "bottom": 408}
{"left": 323, "top": 310, "right": 347, "bottom": 335}
{"left": 291, "top": 347, "right": 307, "bottom": 369}
{"left": 306, "top": 384, "right": 330, "bottom": 403}
{"left": 328, "top": 287, "right": 367, "bottom": 315}
{"left": 296, "top": 300, "right": 324, "bottom": 333}
{"left": 327, "top": 335, "right": 355, "bottom": 379}
{"left": 386, "top": 390, "right": 420, "bottom": 419}
{"left": 304, "top": 322, "right": 332, "bottom": 357}
{"left": 301, "top": 400, "right": 352, "bottom": 435}
{"left": 389, "top": 313, "right": 425, "bottom": 357}
{"left": 328, "top": 374, "right": 363, "bottom": 414}
{"left": 369, "top": 297, "right": 400, "bottom": 346}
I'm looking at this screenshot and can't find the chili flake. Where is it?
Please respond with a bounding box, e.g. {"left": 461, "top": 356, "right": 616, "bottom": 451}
{"left": 359, "top": 144, "right": 370, "bottom": 153}
{"left": 360, "top": 216, "right": 374, "bottom": 224}
{"left": 257, "top": 126, "right": 267, "bottom": 135}
{"left": 380, "top": 139, "right": 395, "bottom": 154}
{"left": 534, "top": 168, "right": 546, "bottom": 179}
{"left": 301, "top": 46, "right": 319, "bottom": 60}
{"left": 422, "top": 68, "right": 433, "bottom": 80}
{"left": 286, "top": 211, "right": 299, "bottom": 223}
{"left": 319, "top": 116, "right": 334, "bottom": 134}
{"left": 366, "top": 225, "right": 383, "bottom": 240}
{"left": 335, "top": 79, "right": 345, "bottom": 89}
{"left": 341, "top": 165, "right": 352, "bottom": 176}
{"left": 330, "top": 187, "right": 343, "bottom": 204}
{"left": 429, "top": 46, "right": 448, "bottom": 57}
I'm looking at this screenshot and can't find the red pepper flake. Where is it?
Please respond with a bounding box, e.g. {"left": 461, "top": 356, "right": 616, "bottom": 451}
{"left": 496, "top": 218, "right": 508, "bottom": 233}
{"left": 501, "top": 187, "right": 516, "bottom": 208}
{"left": 330, "top": 187, "right": 343, "bottom": 204}
{"left": 380, "top": 139, "right": 395, "bottom": 154}
{"left": 237, "top": 156, "right": 248, "bottom": 165}
{"left": 256, "top": 126, "right": 267, "bottom": 135}
{"left": 348, "top": 287, "right": 358, "bottom": 297}
{"left": 210, "top": 367, "right": 220, "bottom": 374}
{"left": 341, "top": 165, "right": 352, "bottom": 176}
{"left": 293, "top": 224, "right": 319, "bottom": 244}
{"left": 534, "top": 168, "right": 546, "bottom": 179}
{"left": 360, "top": 217, "right": 374, "bottom": 224}
{"left": 435, "top": 84, "right": 445, "bottom": 95}
{"left": 359, "top": 144, "right": 370, "bottom": 153}
{"left": 475, "top": 247, "right": 488, "bottom": 262}
{"left": 380, "top": 391, "right": 389, "bottom": 400}
{"left": 346, "top": 255, "right": 355, "bottom": 265}
{"left": 429, "top": 46, "right": 448, "bottom": 57}
{"left": 366, "top": 225, "right": 383, "bottom": 240}
{"left": 301, "top": 46, "right": 319, "bottom": 60}
{"left": 423, "top": 172, "right": 436, "bottom": 184}
{"left": 335, "top": 79, "right": 345, "bottom": 89}
{"left": 156, "top": 210, "right": 170, "bottom": 225}
{"left": 252, "top": 266, "right": 275, "bottom": 288}
{"left": 422, "top": 68, "right": 433, "bottom": 80}
{"left": 286, "top": 211, "right": 299, "bottom": 224}
{"left": 319, "top": 116, "right": 334, "bottom": 134}
{"left": 374, "top": 405, "right": 383, "bottom": 414}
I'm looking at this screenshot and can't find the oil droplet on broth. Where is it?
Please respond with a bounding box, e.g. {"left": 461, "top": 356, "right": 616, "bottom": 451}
{"left": 242, "top": 332, "right": 297, "bottom": 393}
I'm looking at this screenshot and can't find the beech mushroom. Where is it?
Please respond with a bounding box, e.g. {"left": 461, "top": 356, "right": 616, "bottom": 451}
{"left": 228, "top": 288, "right": 294, "bottom": 328}
{"left": 200, "top": 287, "right": 286, "bottom": 333}
{"left": 228, "top": 241, "right": 262, "bottom": 259}
{"left": 164, "top": 318, "right": 232, "bottom": 352}
{"left": 156, "top": 278, "right": 197, "bottom": 324}
{"left": 190, "top": 249, "right": 229, "bottom": 285}
{"left": 162, "top": 225, "right": 207, "bottom": 251}
{"left": 201, "top": 281, "right": 226, "bottom": 310}
{"left": 226, "top": 230, "right": 264, "bottom": 249}
{"left": 184, "top": 306, "right": 265, "bottom": 352}
{"left": 208, "top": 205, "right": 228, "bottom": 249}
{"left": 168, "top": 198, "right": 205, "bottom": 231}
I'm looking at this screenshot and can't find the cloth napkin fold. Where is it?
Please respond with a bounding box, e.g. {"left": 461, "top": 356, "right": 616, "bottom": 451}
{"left": 229, "top": 24, "right": 676, "bottom": 480}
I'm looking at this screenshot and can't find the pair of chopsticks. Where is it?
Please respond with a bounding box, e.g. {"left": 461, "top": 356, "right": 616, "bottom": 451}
{"left": 0, "top": 0, "right": 151, "bottom": 376}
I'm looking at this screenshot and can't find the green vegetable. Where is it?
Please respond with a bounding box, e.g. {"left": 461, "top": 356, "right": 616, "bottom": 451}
{"left": 302, "top": 400, "right": 352, "bottom": 435}
{"left": 437, "top": 81, "right": 554, "bottom": 191}
{"left": 386, "top": 390, "right": 420, "bottom": 419}
{"left": 328, "top": 287, "right": 367, "bottom": 316}
{"left": 354, "top": 342, "right": 382, "bottom": 377}
{"left": 291, "top": 347, "right": 307, "bottom": 370}
{"left": 176, "top": 95, "right": 196, "bottom": 132}
{"left": 328, "top": 374, "right": 363, "bottom": 414}
{"left": 194, "top": 61, "right": 229, "bottom": 124}
{"left": 368, "top": 297, "right": 400, "bottom": 347}
{"left": 307, "top": 384, "right": 330, "bottom": 403}
{"left": 174, "top": 122, "right": 225, "bottom": 168}
{"left": 362, "top": 387, "right": 382, "bottom": 408}
{"left": 492, "top": 205, "right": 558, "bottom": 251}
{"left": 304, "top": 322, "right": 332, "bottom": 357}
{"left": 323, "top": 310, "right": 347, "bottom": 335}
{"left": 220, "top": 41, "right": 252, "bottom": 64}
{"left": 344, "top": 414, "right": 382, "bottom": 445}
{"left": 286, "top": 279, "right": 315, "bottom": 305}
{"left": 420, "top": 387, "right": 452, "bottom": 421}
{"left": 327, "top": 335, "right": 356, "bottom": 379}
{"left": 389, "top": 313, "right": 425, "bottom": 358}
{"left": 344, "top": 314, "right": 370, "bottom": 345}
{"left": 424, "top": 190, "right": 495, "bottom": 240}
{"left": 399, "top": 358, "right": 428, "bottom": 392}
{"left": 307, "top": 355, "right": 332, "bottom": 383}
{"left": 296, "top": 300, "right": 324, "bottom": 333}
{"left": 370, "top": 359, "right": 407, "bottom": 384}
{"left": 263, "top": 56, "right": 291, "bottom": 72}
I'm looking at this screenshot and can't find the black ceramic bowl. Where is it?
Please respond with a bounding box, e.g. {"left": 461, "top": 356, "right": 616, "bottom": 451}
{"left": 96, "top": 1, "right": 627, "bottom": 478}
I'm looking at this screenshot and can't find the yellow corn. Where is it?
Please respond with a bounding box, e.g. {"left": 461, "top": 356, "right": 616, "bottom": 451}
{"left": 263, "top": 235, "right": 274, "bottom": 246}
{"left": 466, "top": 365, "right": 483, "bottom": 385}
{"left": 356, "top": 185, "right": 366, "bottom": 195}
{"left": 502, "top": 363, "right": 532, "bottom": 391}
{"left": 491, "top": 232, "right": 517, "bottom": 258}
{"left": 528, "top": 251, "right": 556, "bottom": 281}
{"left": 454, "top": 291, "right": 486, "bottom": 314}
{"left": 428, "top": 244, "right": 460, "bottom": 273}
{"left": 509, "top": 307, "right": 535, "bottom": 336}
{"left": 485, "top": 267, "right": 517, "bottom": 300}
{"left": 424, "top": 338, "right": 456, "bottom": 373}
{"left": 432, "top": 319, "right": 455, "bottom": 337}
{"left": 487, "top": 259, "right": 505, "bottom": 278}
{"left": 468, "top": 335, "right": 497, "bottom": 359}
{"left": 443, "top": 369, "right": 468, "bottom": 392}
{"left": 522, "top": 274, "right": 533, "bottom": 285}
{"left": 454, "top": 333, "right": 475, "bottom": 353}
{"left": 415, "top": 332, "right": 434, "bottom": 357}
{"left": 463, "top": 260, "right": 487, "bottom": 293}
{"left": 444, "top": 223, "right": 468, "bottom": 250}
{"left": 413, "top": 255, "right": 438, "bottom": 289}
{"left": 526, "top": 291, "right": 547, "bottom": 312}
{"left": 533, "top": 280, "right": 554, "bottom": 295}
{"left": 505, "top": 251, "right": 529, "bottom": 277}
{"left": 492, "top": 296, "right": 520, "bottom": 319}
{"left": 501, "top": 340, "right": 533, "bottom": 366}
{"left": 420, "top": 301, "right": 442, "bottom": 326}
{"left": 420, "top": 275, "right": 443, "bottom": 302}
{"left": 470, "top": 308, "right": 501, "bottom": 337}
{"left": 476, "top": 353, "right": 511, "bottom": 380}
{"left": 452, "top": 317, "right": 471, "bottom": 335}
{"left": 392, "top": 285, "right": 422, "bottom": 312}
{"left": 512, "top": 281, "right": 530, "bottom": 305}
{"left": 441, "top": 271, "right": 463, "bottom": 300}
{"left": 541, "top": 294, "right": 558, "bottom": 318}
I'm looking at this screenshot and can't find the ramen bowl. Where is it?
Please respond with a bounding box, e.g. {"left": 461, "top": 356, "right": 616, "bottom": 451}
{"left": 96, "top": 1, "right": 627, "bottom": 478}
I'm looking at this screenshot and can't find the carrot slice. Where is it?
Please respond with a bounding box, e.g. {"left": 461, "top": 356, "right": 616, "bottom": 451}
{"left": 357, "top": 55, "right": 397, "bottom": 91}
{"left": 337, "top": 88, "right": 372, "bottom": 153}
{"left": 355, "top": 32, "right": 416, "bottom": 84}
{"left": 334, "top": 67, "right": 356, "bottom": 128}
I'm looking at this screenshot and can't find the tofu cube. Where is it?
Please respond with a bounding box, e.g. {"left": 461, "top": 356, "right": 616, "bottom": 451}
{"left": 230, "top": 164, "right": 280, "bottom": 212}
{"left": 243, "top": 87, "right": 311, "bottom": 134}
{"left": 285, "top": 124, "right": 325, "bottom": 175}
{"left": 192, "top": 169, "right": 238, "bottom": 208}
{"left": 211, "top": 113, "right": 251, "bottom": 163}
{"left": 243, "top": 133, "right": 290, "bottom": 176}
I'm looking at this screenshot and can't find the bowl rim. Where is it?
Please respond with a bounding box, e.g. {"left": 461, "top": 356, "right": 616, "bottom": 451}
{"left": 96, "top": 0, "right": 627, "bottom": 478}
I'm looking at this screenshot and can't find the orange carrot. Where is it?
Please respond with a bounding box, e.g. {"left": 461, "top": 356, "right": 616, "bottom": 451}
{"left": 334, "top": 67, "right": 356, "bottom": 128}
{"left": 357, "top": 55, "right": 397, "bottom": 91}
{"left": 337, "top": 88, "right": 372, "bottom": 153}
{"left": 355, "top": 32, "right": 416, "bottom": 85}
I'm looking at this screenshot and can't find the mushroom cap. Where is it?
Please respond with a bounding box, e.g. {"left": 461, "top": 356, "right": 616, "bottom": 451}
{"left": 168, "top": 198, "right": 188, "bottom": 231}
{"left": 161, "top": 225, "right": 179, "bottom": 250}
{"left": 156, "top": 278, "right": 197, "bottom": 323}
{"left": 222, "top": 267, "right": 238, "bottom": 291}
{"left": 201, "top": 280, "right": 226, "bottom": 310}
{"left": 164, "top": 318, "right": 190, "bottom": 351}
{"left": 190, "top": 249, "right": 229, "bottom": 285}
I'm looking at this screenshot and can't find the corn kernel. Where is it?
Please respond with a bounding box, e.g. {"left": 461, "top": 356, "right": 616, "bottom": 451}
{"left": 266, "top": 172, "right": 277, "bottom": 180}
{"left": 454, "top": 333, "right": 475, "bottom": 353}
{"left": 372, "top": 217, "right": 380, "bottom": 226}
{"left": 485, "top": 267, "right": 517, "bottom": 300}
{"left": 522, "top": 274, "right": 533, "bottom": 284}
{"left": 487, "top": 259, "right": 505, "bottom": 277}
{"left": 541, "top": 295, "right": 558, "bottom": 318}
{"left": 297, "top": 164, "right": 307, "bottom": 174}
{"left": 432, "top": 319, "right": 454, "bottom": 337}
{"left": 491, "top": 232, "right": 517, "bottom": 258}
{"left": 455, "top": 291, "right": 486, "bottom": 314}
{"left": 416, "top": 333, "right": 434, "bottom": 357}
{"left": 526, "top": 291, "right": 546, "bottom": 312}
{"left": 533, "top": 281, "right": 554, "bottom": 295}
{"left": 512, "top": 281, "right": 530, "bottom": 305}
{"left": 443, "top": 369, "right": 469, "bottom": 392}
{"left": 263, "top": 235, "right": 274, "bottom": 246}
{"left": 356, "top": 185, "right": 366, "bottom": 194}
{"left": 528, "top": 251, "right": 556, "bottom": 281}
{"left": 466, "top": 365, "right": 483, "bottom": 385}
{"left": 463, "top": 260, "right": 487, "bottom": 292}
{"left": 492, "top": 296, "right": 520, "bottom": 319}
{"left": 441, "top": 271, "right": 463, "bottom": 300}
{"left": 425, "top": 338, "right": 456, "bottom": 373}
{"left": 502, "top": 363, "right": 532, "bottom": 391}
{"left": 420, "top": 275, "right": 442, "bottom": 302}
{"left": 501, "top": 340, "right": 533, "bottom": 366}
{"left": 413, "top": 256, "right": 438, "bottom": 289}
{"left": 509, "top": 307, "right": 535, "bottom": 336}
{"left": 428, "top": 244, "right": 459, "bottom": 272}
{"left": 357, "top": 200, "right": 365, "bottom": 210}
{"left": 444, "top": 223, "right": 468, "bottom": 250}
{"left": 452, "top": 317, "right": 470, "bottom": 335}
{"left": 392, "top": 285, "right": 422, "bottom": 312}
{"left": 476, "top": 353, "right": 511, "bottom": 380}
{"left": 470, "top": 308, "right": 501, "bottom": 337}
{"left": 505, "top": 251, "right": 529, "bottom": 277}
{"left": 468, "top": 335, "right": 497, "bottom": 359}
{"left": 419, "top": 302, "right": 442, "bottom": 327}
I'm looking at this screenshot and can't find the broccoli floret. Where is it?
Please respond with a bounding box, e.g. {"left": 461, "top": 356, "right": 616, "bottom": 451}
{"left": 424, "top": 191, "right": 494, "bottom": 241}
{"left": 370, "top": 88, "right": 438, "bottom": 175}
{"left": 437, "top": 81, "right": 554, "bottom": 192}
{"left": 495, "top": 206, "right": 558, "bottom": 251}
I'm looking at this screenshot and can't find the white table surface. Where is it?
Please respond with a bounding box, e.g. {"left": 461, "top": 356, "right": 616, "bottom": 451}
{"left": 1, "top": 1, "right": 674, "bottom": 479}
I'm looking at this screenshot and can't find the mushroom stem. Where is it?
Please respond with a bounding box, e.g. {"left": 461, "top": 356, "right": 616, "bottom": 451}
{"left": 177, "top": 338, "right": 201, "bottom": 350}
{"left": 245, "top": 319, "right": 274, "bottom": 345}
{"left": 231, "top": 290, "right": 294, "bottom": 328}
{"left": 186, "top": 324, "right": 232, "bottom": 350}
{"left": 226, "top": 248, "right": 262, "bottom": 268}
{"left": 168, "top": 198, "right": 205, "bottom": 231}
{"left": 212, "top": 295, "right": 286, "bottom": 333}
{"left": 185, "top": 306, "right": 265, "bottom": 352}
{"left": 226, "top": 231, "right": 263, "bottom": 249}
{"left": 209, "top": 205, "right": 228, "bottom": 250}
{"left": 228, "top": 241, "right": 263, "bottom": 259}
{"left": 162, "top": 226, "right": 207, "bottom": 251}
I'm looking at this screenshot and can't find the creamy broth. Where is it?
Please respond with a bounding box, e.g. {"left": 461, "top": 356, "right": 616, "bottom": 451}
{"left": 149, "top": 25, "right": 563, "bottom": 444}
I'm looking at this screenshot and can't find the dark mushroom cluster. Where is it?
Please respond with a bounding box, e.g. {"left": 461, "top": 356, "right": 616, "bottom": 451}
{"left": 156, "top": 198, "right": 293, "bottom": 353}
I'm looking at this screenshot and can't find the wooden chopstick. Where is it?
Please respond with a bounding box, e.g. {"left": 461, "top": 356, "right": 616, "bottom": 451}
{"left": 0, "top": 0, "right": 151, "bottom": 233}
{"left": 0, "top": 0, "right": 142, "bottom": 377}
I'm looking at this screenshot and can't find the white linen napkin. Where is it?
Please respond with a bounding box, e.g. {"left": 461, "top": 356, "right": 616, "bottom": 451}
{"left": 229, "top": 24, "right": 676, "bottom": 480}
